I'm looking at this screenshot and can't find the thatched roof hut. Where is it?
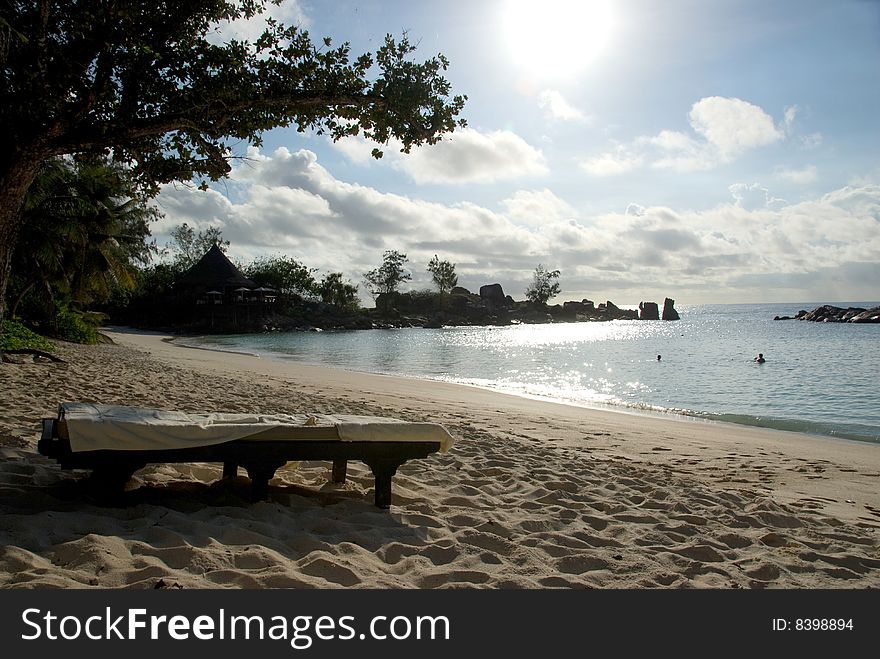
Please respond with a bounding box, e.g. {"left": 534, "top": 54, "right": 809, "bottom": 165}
{"left": 175, "top": 245, "right": 256, "bottom": 297}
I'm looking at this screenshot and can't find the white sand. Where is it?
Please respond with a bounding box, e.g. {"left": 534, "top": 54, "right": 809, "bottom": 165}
{"left": 0, "top": 328, "right": 878, "bottom": 588}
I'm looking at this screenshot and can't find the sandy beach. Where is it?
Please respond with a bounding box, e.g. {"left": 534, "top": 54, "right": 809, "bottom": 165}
{"left": 1, "top": 328, "right": 878, "bottom": 588}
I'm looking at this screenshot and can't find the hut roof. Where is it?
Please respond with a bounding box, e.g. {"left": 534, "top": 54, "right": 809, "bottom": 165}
{"left": 176, "top": 244, "right": 256, "bottom": 288}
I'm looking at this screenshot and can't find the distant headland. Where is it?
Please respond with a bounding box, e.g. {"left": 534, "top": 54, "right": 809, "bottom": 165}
{"left": 121, "top": 275, "right": 682, "bottom": 333}
{"left": 113, "top": 245, "right": 681, "bottom": 334}
{"left": 368, "top": 285, "right": 681, "bottom": 330}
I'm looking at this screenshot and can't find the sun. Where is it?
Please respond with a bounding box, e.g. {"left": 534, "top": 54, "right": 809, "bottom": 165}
{"left": 502, "top": 0, "right": 615, "bottom": 79}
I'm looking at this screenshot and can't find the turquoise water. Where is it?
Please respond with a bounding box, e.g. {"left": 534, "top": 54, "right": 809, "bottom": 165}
{"left": 181, "top": 303, "right": 880, "bottom": 443}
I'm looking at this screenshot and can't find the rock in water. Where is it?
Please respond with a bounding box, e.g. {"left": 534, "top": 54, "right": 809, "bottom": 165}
{"left": 849, "top": 307, "right": 880, "bottom": 323}
{"left": 786, "top": 304, "right": 880, "bottom": 323}
{"left": 662, "top": 297, "right": 680, "bottom": 321}
{"left": 639, "top": 301, "right": 660, "bottom": 320}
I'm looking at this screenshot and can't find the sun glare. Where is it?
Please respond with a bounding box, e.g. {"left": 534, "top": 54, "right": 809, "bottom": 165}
{"left": 502, "top": 0, "right": 615, "bottom": 79}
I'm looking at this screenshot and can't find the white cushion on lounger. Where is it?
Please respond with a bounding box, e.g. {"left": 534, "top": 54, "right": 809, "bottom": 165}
{"left": 59, "top": 403, "right": 455, "bottom": 453}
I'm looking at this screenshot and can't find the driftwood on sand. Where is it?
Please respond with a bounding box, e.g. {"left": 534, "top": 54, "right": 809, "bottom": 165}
{"left": 1, "top": 348, "right": 66, "bottom": 364}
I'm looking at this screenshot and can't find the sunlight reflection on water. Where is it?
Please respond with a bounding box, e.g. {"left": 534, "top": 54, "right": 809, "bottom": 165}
{"left": 184, "top": 303, "right": 880, "bottom": 443}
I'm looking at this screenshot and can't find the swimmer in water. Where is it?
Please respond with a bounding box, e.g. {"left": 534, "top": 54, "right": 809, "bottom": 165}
{"left": 755, "top": 353, "right": 765, "bottom": 364}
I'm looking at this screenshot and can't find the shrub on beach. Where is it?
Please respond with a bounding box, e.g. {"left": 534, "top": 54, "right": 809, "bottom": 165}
{"left": 52, "top": 308, "right": 100, "bottom": 345}
{"left": 0, "top": 320, "right": 55, "bottom": 352}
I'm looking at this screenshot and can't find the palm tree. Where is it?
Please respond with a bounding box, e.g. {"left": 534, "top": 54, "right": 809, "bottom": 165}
{"left": 8, "top": 158, "right": 157, "bottom": 322}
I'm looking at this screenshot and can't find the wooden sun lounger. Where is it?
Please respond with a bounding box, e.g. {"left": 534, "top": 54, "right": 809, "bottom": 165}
{"left": 38, "top": 405, "right": 449, "bottom": 508}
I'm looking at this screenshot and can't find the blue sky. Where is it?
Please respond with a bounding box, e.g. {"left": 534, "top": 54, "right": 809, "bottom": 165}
{"left": 156, "top": 0, "right": 880, "bottom": 305}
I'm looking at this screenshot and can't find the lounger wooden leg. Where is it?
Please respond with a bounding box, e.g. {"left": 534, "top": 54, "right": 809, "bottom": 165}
{"left": 249, "top": 473, "right": 270, "bottom": 501}
{"left": 245, "top": 467, "right": 273, "bottom": 501}
{"left": 365, "top": 458, "right": 405, "bottom": 509}
{"left": 242, "top": 460, "right": 286, "bottom": 501}
{"left": 87, "top": 462, "right": 144, "bottom": 500}
{"left": 222, "top": 461, "right": 238, "bottom": 479}
{"left": 331, "top": 459, "right": 347, "bottom": 483}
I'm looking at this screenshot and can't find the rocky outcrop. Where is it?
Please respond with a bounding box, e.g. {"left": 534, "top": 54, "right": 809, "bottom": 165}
{"left": 635, "top": 298, "right": 679, "bottom": 320}
{"left": 479, "top": 283, "right": 508, "bottom": 307}
{"left": 368, "top": 286, "right": 667, "bottom": 326}
{"left": 562, "top": 300, "right": 595, "bottom": 316}
{"left": 662, "top": 297, "right": 680, "bottom": 321}
{"left": 278, "top": 285, "right": 683, "bottom": 330}
{"left": 596, "top": 301, "right": 638, "bottom": 321}
{"left": 780, "top": 305, "right": 880, "bottom": 323}
{"left": 638, "top": 301, "right": 660, "bottom": 320}
{"left": 849, "top": 308, "right": 880, "bottom": 323}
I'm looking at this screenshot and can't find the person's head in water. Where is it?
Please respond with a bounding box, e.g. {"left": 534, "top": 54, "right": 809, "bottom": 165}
{"left": 657, "top": 355, "right": 661, "bottom": 361}
{"left": 755, "top": 353, "right": 765, "bottom": 363}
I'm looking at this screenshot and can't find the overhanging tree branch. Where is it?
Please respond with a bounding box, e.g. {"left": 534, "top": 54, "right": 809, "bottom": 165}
{"left": 0, "top": 0, "right": 467, "bottom": 329}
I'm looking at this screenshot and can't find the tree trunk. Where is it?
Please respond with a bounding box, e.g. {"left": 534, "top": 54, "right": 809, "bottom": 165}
{"left": 0, "top": 154, "right": 45, "bottom": 330}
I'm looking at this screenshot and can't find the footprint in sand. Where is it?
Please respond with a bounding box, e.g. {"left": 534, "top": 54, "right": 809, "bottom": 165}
{"left": 554, "top": 554, "right": 610, "bottom": 574}
{"left": 745, "top": 563, "right": 782, "bottom": 582}
{"left": 297, "top": 556, "right": 362, "bottom": 587}
{"left": 417, "top": 570, "right": 491, "bottom": 588}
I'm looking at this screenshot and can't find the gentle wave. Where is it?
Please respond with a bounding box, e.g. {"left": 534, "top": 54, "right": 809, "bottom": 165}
{"left": 439, "top": 375, "right": 880, "bottom": 444}
{"left": 696, "top": 412, "right": 880, "bottom": 444}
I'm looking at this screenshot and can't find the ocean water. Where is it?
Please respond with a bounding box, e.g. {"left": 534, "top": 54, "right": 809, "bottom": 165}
{"left": 180, "top": 303, "right": 880, "bottom": 444}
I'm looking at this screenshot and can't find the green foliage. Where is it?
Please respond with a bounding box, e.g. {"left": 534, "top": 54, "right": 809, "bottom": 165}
{"left": 166, "top": 223, "right": 229, "bottom": 271}
{"left": 131, "top": 262, "right": 182, "bottom": 298}
{"left": 427, "top": 255, "right": 458, "bottom": 295}
{"left": 318, "top": 272, "right": 360, "bottom": 311}
{"left": 0, "top": 1, "right": 466, "bottom": 332}
{"left": 401, "top": 289, "right": 440, "bottom": 313}
{"left": 525, "top": 264, "right": 561, "bottom": 306}
{"left": 52, "top": 307, "right": 100, "bottom": 344}
{"left": 2, "top": 1, "right": 467, "bottom": 195}
{"left": 7, "top": 156, "right": 158, "bottom": 321}
{"left": 363, "top": 250, "right": 412, "bottom": 300}
{"left": 0, "top": 320, "right": 55, "bottom": 352}
{"left": 129, "top": 224, "right": 222, "bottom": 304}
{"left": 245, "top": 255, "right": 317, "bottom": 297}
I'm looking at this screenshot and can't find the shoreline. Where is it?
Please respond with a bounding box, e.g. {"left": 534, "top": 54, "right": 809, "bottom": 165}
{"left": 169, "top": 332, "right": 880, "bottom": 447}
{"left": 1, "top": 328, "right": 878, "bottom": 588}
{"left": 90, "top": 330, "right": 880, "bottom": 522}
{"left": 134, "top": 330, "right": 880, "bottom": 460}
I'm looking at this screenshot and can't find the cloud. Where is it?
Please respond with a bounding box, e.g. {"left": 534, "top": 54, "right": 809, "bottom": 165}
{"left": 780, "top": 106, "right": 824, "bottom": 149}
{"left": 625, "top": 203, "right": 646, "bottom": 217}
{"left": 207, "top": 1, "right": 309, "bottom": 44}
{"left": 582, "top": 96, "right": 785, "bottom": 175}
{"left": 688, "top": 96, "right": 783, "bottom": 157}
{"left": 580, "top": 146, "right": 644, "bottom": 176}
{"left": 580, "top": 185, "right": 880, "bottom": 300}
{"left": 642, "top": 129, "right": 714, "bottom": 172}
{"left": 501, "top": 189, "right": 577, "bottom": 226}
{"left": 537, "top": 90, "right": 590, "bottom": 122}
{"left": 800, "top": 133, "right": 824, "bottom": 149}
{"left": 553, "top": 183, "right": 880, "bottom": 301}
{"left": 158, "top": 146, "right": 544, "bottom": 292}
{"left": 328, "top": 135, "right": 377, "bottom": 165}
{"left": 155, "top": 147, "right": 880, "bottom": 304}
{"left": 397, "top": 128, "right": 549, "bottom": 184}
{"left": 729, "top": 182, "right": 786, "bottom": 210}
{"left": 818, "top": 184, "right": 880, "bottom": 221}
{"left": 331, "top": 128, "right": 548, "bottom": 185}
{"left": 783, "top": 105, "right": 799, "bottom": 132}
{"left": 775, "top": 165, "right": 818, "bottom": 184}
